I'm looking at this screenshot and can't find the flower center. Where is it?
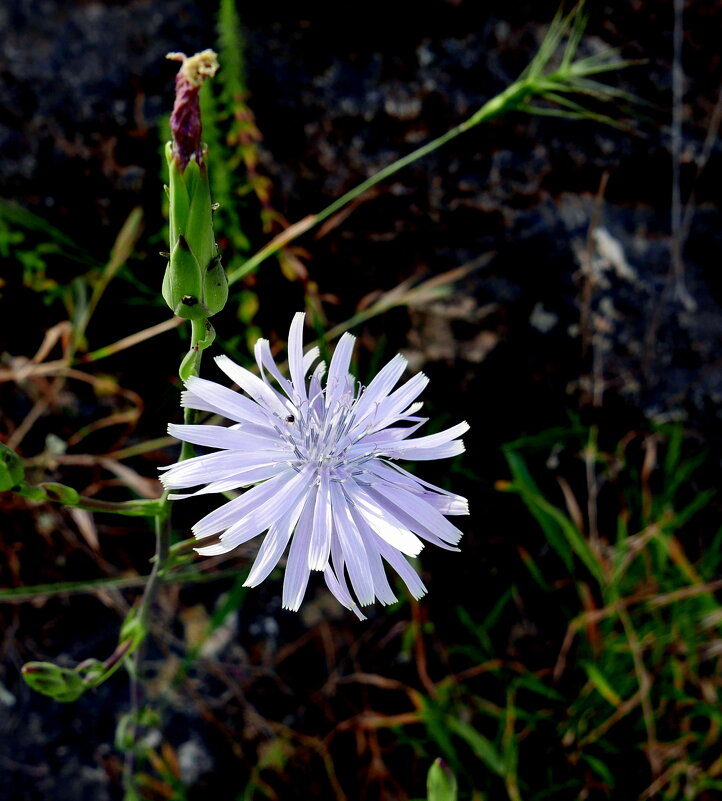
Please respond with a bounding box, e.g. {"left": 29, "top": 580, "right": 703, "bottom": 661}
{"left": 278, "top": 391, "right": 375, "bottom": 480}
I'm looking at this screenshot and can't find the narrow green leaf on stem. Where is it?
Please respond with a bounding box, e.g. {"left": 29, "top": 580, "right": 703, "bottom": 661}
{"left": 15, "top": 481, "right": 164, "bottom": 517}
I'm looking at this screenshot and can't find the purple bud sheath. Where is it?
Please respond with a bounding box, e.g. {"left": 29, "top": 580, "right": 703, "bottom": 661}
{"left": 166, "top": 50, "right": 219, "bottom": 171}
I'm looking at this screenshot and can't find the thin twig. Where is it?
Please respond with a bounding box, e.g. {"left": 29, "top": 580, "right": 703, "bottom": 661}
{"left": 670, "top": 0, "right": 695, "bottom": 312}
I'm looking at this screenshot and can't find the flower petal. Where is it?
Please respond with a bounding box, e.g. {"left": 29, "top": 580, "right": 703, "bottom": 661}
{"left": 345, "top": 481, "right": 424, "bottom": 557}
{"left": 373, "top": 461, "right": 470, "bottom": 515}
{"left": 215, "top": 355, "right": 292, "bottom": 419}
{"left": 255, "top": 338, "right": 295, "bottom": 400}
{"left": 325, "top": 332, "right": 355, "bottom": 408}
{"left": 324, "top": 534, "right": 367, "bottom": 618}
{"left": 358, "top": 419, "right": 427, "bottom": 444}
{"left": 160, "top": 449, "right": 288, "bottom": 490}
{"left": 244, "top": 492, "right": 307, "bottom": 587}
{"left": 168, "top": 422, "right": 288, "bottom": 453}
{"left": 308, "top": 469, "right": 333, "bottom": 570}
{"left": 192, "top": 469, "right": 296, "bottom": 538}
{"left": 167, "top": 463, "right": 286, "bottom": 498}
{"left": 323, "top": 566, "right": 367, "bottom": 620}
{"left": 302, "top": 346, "right": 320, "bottom": 376}
{"left": 309, "top": 363, "right": 326, "bottom": 418}
{"left": 368, "top": 484, "right": 463, "bottom": 548}
{"left": 183, "top": 376, "right": 272, "bottom": 427}
{"left": 351, "top": 506, "right": 398, "bottom": 605}
{"left": 351, "top": 353, "right": 407, "bottom": 426}
{"left": 361, "top": 372, "right": 429, "bottom": 435}
{"left": 379, "top": 421, "right": 469, "bottom": 459}
{"left": 282, "top": 487, "right": 317, "bottom": 610}
{"left": 384, "top": 440, "right": 466, "bottom": 461}
{"left": 288, "top": 312, "right": 309, "bottom": 403}
{"left": 375, "top": 536, "right": 427, "bottom": 600}
{"left": 205, "top": 465, "right": 314, "bottom": 554}
{"left": 330, "top": 482, "right": 375, "bottom": 605}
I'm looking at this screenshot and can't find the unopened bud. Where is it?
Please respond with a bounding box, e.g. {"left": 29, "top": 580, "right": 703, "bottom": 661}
{"left": 38, "top": 482, "right": 81, "bottom": 505}
{"left": 162, "top": 50, "right": 228, "bottom": 321}
{"left": 22, "top": 661, "right": 86, "bottom": 703}
{"left": 427, "top": 758, "right": 458, "bottom": 801}
{"left": 0, "top": 441, "right": 24, "bottom": 492}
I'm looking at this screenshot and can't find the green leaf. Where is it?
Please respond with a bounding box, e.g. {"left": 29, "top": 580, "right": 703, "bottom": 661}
{"left": 502, "top": 450, "right": 605, "bottom": 585}
{"left": 580, "top": 753, "right": 615, "bottom": 788}
{"left": 418, "top": 696, "right": 460, "bottom": 772}
{"left": 0, "top": 199, "right": 96, "bottom": 264}
{"left": 446, "top": 717, "right": 505, "bottom": 777}
{"left": 582, "top": 661, "right": 623, "bottom": 707}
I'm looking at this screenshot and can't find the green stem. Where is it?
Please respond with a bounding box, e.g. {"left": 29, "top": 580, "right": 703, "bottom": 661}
{"left": 0, "top": 566, "right": 246, "bottom": 603}
{"left": 133, "top": 315, "right": 205, "bottom": 641}
{"left": 69, "top": 495, "right": 163, "bottom": 517}
{"left": 137, "top": 492, "right": 171, "bottom": 631}
{"left": 180, "top": 318, "right": 205, "bottom": 461}
{"left": 123, "top": 313, "right": 206, "bottom": 790}
{"left": 314, "top": 121, "right": 468, "bottom": 226}
{"left": 227, "top": 79, "right": 534, "bottom": 286}
{"left": 122, "top": 302, "right": 209, "bottom": 784}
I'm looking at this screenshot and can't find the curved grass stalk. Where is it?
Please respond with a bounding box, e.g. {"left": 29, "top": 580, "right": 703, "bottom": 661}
{"left": 227, "top": 2, "right": 637, "bottom": 287}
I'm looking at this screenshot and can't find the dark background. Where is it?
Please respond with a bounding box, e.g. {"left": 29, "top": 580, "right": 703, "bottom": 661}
{"left": 1, "top": 1, "right": 721, "bottom": 799}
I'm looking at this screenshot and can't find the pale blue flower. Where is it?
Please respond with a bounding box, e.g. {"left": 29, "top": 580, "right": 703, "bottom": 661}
{"left": 161, "top": 313, "right": 469, "bottom": 618}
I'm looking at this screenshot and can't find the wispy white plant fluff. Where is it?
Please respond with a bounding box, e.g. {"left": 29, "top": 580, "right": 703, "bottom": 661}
{"left": 161, "top": 313, "right": 469, "bottom": 618}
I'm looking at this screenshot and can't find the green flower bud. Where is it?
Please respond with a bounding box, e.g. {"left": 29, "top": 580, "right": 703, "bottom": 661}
{"left": 427, "top": 759, "right": 458, "bottom": 801}
{"left": 162, "top": 50, "right": 228, "bottom": 321}
{"left": 0, "top": 441, "right": 24, "bottom": 492}
{"left": 38, "top": 482, "right": 81, "bottom": 505}
{"left": 22, "top": 662, "right": 86, "bottom": 703}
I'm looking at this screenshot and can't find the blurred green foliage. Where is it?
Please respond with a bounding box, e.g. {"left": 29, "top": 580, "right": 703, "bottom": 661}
{"left": 0, "top": 198, "right": 97, "bottom": 306}
{"left": 437, "top": 422, "right": 721, "bottom": 800}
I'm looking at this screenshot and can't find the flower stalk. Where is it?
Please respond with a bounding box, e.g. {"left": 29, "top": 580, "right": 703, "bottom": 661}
{"left": 17, "top": 49, "right": 227, "bottom": 707}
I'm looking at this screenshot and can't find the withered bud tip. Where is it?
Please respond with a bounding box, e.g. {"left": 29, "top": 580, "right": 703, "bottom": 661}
{"left": 167, "top": 49, "right": 219, "bottom": 170}
{"left": 166, "top": 49, "right": 219, "bottom": 87}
